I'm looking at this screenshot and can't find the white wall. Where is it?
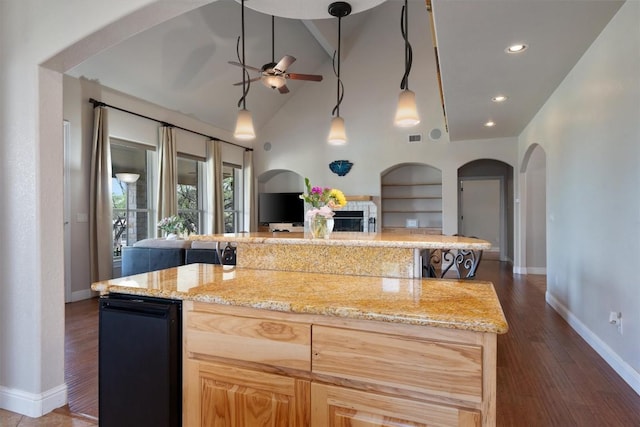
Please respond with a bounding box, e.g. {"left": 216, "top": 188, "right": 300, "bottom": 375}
{"left": 0, "top": 0, "right": 213, "bottom": 417}
{"left": 518, "top": 0, "right": 640, "bottom": 393}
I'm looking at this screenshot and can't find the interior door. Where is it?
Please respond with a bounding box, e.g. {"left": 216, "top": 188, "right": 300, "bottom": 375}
{"left": 459, "top": 179, "right": 501, "bottom": 250}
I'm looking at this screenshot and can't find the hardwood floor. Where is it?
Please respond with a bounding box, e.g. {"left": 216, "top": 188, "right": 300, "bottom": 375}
{"left": 6, "top": 260, "right": 639, "bottom": 425}
{"left": 474, "top": 261, "right": 640, "bottom": 426}
{"left": 65, "top": 296, "right": 99, "bottom": 420}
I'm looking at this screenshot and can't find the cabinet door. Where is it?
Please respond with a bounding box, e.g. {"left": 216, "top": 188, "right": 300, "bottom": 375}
{"left": 311, "top": 383, "right": 480, "bottom": 427}
{"left": 191, "top": 361, "right": 310, "bottom": 427}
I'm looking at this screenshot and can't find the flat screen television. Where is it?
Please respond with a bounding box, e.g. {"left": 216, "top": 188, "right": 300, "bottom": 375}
{"left": 258, "top": 192, "right": 304, "bottom": 225}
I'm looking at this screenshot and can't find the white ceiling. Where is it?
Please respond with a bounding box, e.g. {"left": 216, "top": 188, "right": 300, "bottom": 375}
{"left": 432, "top": 0, "right": 624, "bottom": 141}
{"left": 66, "top": 0, "right": 624, "bottom": 143}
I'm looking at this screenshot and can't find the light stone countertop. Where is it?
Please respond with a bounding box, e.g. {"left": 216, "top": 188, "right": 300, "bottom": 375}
{"left": 92, "top": 263, "right": 508, "bottom": 334}
{"left": 189, "top": 232, "right": 492, "bottom": 249}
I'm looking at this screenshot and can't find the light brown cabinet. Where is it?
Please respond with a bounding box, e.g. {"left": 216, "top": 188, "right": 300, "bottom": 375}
{"left": 311, "top": 383, "right": 480, "bottom": 427}
{"left": 183, "top": 301, "right": 496, "bottom": 427}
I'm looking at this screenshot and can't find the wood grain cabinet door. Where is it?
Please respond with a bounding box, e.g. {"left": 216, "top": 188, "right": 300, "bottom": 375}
{"left": 311, "top": 383, "right": 480, "bottom": 427}
{"left": 192, "top": 361, "right": 310, "bottom": 427}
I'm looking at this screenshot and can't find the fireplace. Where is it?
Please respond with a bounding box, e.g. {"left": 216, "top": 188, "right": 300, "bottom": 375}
{"left": 333, "top": 210, "right": 364, "bottom": 232}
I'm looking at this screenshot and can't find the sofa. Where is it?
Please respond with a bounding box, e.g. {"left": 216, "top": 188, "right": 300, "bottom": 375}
{"left": 121, "top": 239, "right": 235, "bottom": 277}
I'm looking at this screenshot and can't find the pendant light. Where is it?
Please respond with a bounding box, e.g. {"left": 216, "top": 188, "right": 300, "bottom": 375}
{"left": 328, "top": 2, "right": 352, "bottom": 145}
{"left": 233, "top": 0, "right": 256, "bottom": 140}
{"left": 394, "top": 0, "right": 420, "bottom": 127}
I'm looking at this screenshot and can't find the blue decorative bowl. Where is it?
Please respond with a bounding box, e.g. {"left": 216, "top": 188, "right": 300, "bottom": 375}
{"left": 329, "top": 160, "right": 353, "bottom": 176}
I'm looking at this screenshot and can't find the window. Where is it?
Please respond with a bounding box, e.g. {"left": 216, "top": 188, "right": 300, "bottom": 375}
{"left": 177, "top": 156, "right": 204, "bottom": 233}
{"left": 223, "top": 164, "right": 243, "bottom": 233}
{"left": 111, "top": 141, "right": 154, "bottom": 257}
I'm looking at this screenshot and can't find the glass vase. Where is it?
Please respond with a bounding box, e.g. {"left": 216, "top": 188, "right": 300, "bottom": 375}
{"left": 309, "top": 215, "right": 334, "bottom": 239}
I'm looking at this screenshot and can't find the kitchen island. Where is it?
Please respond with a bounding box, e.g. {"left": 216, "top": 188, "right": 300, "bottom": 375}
{"left": 189, "top": 232, "right": 491, "bottom": 278}
{"left": 93, "top": 261, "right": 507, "bottom": 426}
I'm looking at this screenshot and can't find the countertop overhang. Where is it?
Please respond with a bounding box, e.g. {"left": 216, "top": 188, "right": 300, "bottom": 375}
{"left": 92, "top": 263, "right": 508, "bottom": 334}
{"left": 189, "top": 232, "right": 492, "bottom": 250}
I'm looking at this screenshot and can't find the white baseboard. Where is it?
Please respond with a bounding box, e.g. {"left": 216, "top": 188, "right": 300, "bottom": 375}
{"left": 70, "top": 288, "right": 97, "bottom": 302}
{"left": 526, "top": 266, "right": 546, "bottom": 275}
{"left": 0, "top": 383, "right": 67, "bottom": 417}
{"left": 513, "top": 266, "right": 527, "bottom": 274}
{"left": 546, "top": 291, "right": 640, "bottom": 397}
{"left": 511, "top": 266, "right": 546, "bottom": 275}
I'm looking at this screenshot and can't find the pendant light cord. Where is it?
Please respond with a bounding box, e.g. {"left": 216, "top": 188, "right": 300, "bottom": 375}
{"left": 236, "top": 0, "right": 250, "bottom": 109}
{"left": 271, "top": 15, "right": 275, "bottom": 63}
{"left": 400, "top": 0, "right": 413, "bottom": 91}
{"left": 331, "top": 14, "right": 345, "bottom": 117}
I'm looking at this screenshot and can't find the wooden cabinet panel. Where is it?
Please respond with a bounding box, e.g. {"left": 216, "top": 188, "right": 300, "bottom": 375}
{"left": 196, "top": 362, "right": 310, "bottom": 426}
{"left": 312, "top": 326, "right": 483, "bottom": 403}
{"left": 312, "top": 383, "right": 480, "bottom": 427}
{"left": 186, "top": 311, "right": 311, "bottom": 370}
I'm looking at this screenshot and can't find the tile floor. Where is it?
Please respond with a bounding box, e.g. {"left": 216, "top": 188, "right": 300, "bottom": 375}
{"left": 0, "top": 408, "right": 97, "bottom": 426}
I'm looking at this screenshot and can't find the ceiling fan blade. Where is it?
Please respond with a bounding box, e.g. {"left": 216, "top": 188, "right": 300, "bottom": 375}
{"left": 287, "top": 73, "right": 323, "bottom": 82}
{"left": 274, "top": 55, "right": 296, "bottom": 73}
{"left": 278, "top": 85, "right": 290, "bottom": 94}
{"left": 232, "top": 76, "right": 261, "bottom": 86}
{"left": 228, "top": 61, "right": 262, "bottom": 73}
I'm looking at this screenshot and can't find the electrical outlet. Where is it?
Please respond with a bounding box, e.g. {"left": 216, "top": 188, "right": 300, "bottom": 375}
{"left": 609, "top": 312, "right": 623, "bottom": 335}
{"left": 609, "top": 311, "right": 620, "bottom": 324}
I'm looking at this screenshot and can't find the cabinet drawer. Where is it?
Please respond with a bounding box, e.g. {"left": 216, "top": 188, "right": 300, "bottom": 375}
{"left": 312, "top": 383, "right": 480, "bottom": 427}
{"left": 185, "top": 311, "right": 311, "bottom": 370}
{"left": 312, "top": 325, "right": 483, "bottom": 403}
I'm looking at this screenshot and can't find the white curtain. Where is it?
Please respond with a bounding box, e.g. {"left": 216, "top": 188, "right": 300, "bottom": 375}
{"left": 206, "top": 139, "right": 224, "bottom": 233}
{"left": 243, "top": 149, "right": 256, "bottom": 232}
{"left": 89, "top": 106, "right": 113, "bottom": 282}
{"left": 157, "top": 126, "right": 177, "bottom": 223}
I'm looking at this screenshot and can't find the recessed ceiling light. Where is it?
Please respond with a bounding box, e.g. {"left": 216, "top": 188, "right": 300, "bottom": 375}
{"left": 506, "top": 43, "right": 527, "bottom": 53}
{"left": 484, "top": 121, "right": 496, "bottom": 127}
{"left": 492, "top": 95, "right": 508, "bottom": 102}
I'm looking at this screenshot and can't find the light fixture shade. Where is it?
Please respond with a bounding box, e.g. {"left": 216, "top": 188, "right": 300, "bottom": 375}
{"left": 115, "top": 173, "right": 140, "bottom": 183}
{"left": 328, "top": 116, "right": 347, "bottom": 145}
{"left": 234, "top": 108, "right": 256, "bottom": 140}
{"left": 394, "top": 89, "right": 420, "bottom": 127}
{"left": 262, "top": 75, "right": 286, "bottom": 89}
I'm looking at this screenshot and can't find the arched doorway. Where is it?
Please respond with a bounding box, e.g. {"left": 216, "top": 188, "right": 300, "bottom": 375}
{"left": 520, "top": 144, "right": 547, "bottom": 274}
{"left": 458, "top": 159, "right": 514, "bottom": 262}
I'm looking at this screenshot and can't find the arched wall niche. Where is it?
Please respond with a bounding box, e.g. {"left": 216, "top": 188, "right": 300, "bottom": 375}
{"left": 380, "top": 163, "right": 443, "bottom": 232}
{"left": 257, "top": 169, "right": 304, "bottom": 193}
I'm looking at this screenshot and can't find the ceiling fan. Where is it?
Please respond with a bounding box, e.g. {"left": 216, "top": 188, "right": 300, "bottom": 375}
{"left": 229, "top": 16, "right": 323, "bottom": 94}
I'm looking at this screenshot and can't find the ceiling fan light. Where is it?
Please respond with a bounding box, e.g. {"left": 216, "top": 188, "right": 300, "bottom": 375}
{"left": 394, "top": 89, "right": 420, "bottom": 127}
{"left": 328, "top": 116, "right": 347, "bottom": 145}
{"left": 115, "top": 173, "right": 140, "bottom": 183}
{"left": 262, "top": 74, "right": 286, "bottom": 89}
{"left": 234, "top": 108, "right": 256, "bottom": 140}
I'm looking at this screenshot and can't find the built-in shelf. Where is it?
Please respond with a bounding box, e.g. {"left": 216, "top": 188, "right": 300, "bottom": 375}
{"left": 381, "top": 165, "right": 443, "bottom": 231}
{"left": 383, "top": 210, "right": 443, "bottom": 213}
{"left": 382, "top": 182, "right": 441, "bottom": 186}
{"left": 383, "top": 196, "right": 441, "bottom": 200}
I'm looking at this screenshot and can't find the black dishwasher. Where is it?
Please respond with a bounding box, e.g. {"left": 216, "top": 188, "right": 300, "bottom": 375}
{"left": 99, "top": 294, "right": 181, "bottom": 427}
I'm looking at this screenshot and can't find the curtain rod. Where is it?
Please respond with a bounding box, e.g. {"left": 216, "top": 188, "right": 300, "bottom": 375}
{"left": 88, "top": 98, "right": 253, "bottom": 151}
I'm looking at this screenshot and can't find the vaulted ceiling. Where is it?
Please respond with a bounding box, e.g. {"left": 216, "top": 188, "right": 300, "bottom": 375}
{"left": 66, "top": 0, "right": 624, "bottom": 143}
